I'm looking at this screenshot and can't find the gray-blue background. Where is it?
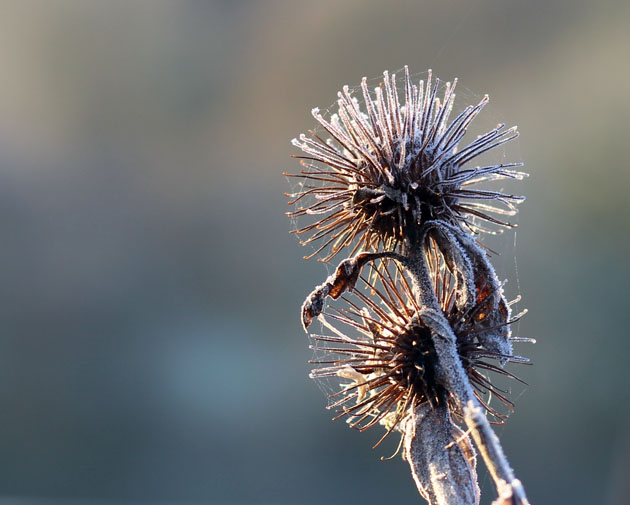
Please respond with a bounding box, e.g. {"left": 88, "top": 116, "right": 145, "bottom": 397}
{"left": 0, "top": 1, "right": 628, "bottom": 504}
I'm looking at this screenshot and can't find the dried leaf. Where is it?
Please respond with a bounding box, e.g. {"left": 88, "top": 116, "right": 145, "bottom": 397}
{"left": 403, "top": 403, "right": 480, "bottom": 505}
{"left": 432, "top": 222, "right": 514, "bottom": 359}
{"left": 301, "top": 252, "right": 405, "bottom": 330}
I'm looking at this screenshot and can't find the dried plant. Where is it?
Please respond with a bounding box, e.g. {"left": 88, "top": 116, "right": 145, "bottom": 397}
{"left": 287, "top": 68, "right": 525, "bottom": 262}
{"left": 287, "top": 67, "right": 533, "bottom": 505}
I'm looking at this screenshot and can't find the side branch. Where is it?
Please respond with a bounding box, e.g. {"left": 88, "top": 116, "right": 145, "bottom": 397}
{"left": 300, "top": 251, "right": 409, "bottom": 331}
{"left": 464, "top": 402, "right": 530, "bottom": 505}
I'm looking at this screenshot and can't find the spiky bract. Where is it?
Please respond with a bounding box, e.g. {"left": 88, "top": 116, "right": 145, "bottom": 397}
{"left": 309, "top": 244, "right": 528, "bottom": 447}
{"left": 287, "top": 67, "right": 526, "bottom": 262}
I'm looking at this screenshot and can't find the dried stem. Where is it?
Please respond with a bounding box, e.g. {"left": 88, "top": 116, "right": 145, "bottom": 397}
{"left": 290, "top": 68, "right": 531, "bottom": 505}
{"left": 405, "top": 226, "right": 530, "bottom": 505}
{"left": 464, "top": 401, "right": 530, "bottom": 505}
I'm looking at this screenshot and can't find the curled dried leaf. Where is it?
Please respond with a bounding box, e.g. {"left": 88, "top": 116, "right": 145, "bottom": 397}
{"left": 301, "top": 252, "right": 407, "bottom": 330}
{"left": 427, "top": 221, "right": 515, "bottom": 360}
{"left": 455, "top": 229, "right": 513, "bottom": 359}
{"left": 425, "top": 222, "right": 476, "bottom": 314}
{"left": 403, "top": 403, "right": 480, "bottom": 505}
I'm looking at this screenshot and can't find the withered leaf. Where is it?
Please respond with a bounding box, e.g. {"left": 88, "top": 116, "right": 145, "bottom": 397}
{"left": 403, "top": 403, "right": 480, "bottom": 505}
{"left": 301, "top": 252, "right": 404, "bottom": 331}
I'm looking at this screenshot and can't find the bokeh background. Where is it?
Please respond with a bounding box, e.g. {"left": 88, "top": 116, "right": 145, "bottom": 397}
{"left": 0, "top": 1, "right": 628, "bottom": 504}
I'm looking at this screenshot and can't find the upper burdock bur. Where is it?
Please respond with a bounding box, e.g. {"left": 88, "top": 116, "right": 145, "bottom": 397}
{"left": 287, "top": 67, "right": 526, "bottom": 262}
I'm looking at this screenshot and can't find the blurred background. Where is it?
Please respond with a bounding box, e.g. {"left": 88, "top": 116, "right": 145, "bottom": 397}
{"left": 0, "top": 1, "right": 628, "bottom": 504}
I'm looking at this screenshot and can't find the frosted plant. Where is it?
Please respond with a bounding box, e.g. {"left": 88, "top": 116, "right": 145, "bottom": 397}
{"left": 288, "top": 68, "right": 533, "bottom": 505}
{"left": 309, "top": 241, "right": 528, "bottom": 439}
{"left": 287, "top": 67, "right": 525, "bottom": 263}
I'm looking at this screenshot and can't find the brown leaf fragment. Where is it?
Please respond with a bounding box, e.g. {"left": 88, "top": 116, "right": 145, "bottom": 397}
{"left": 328, "top": 256, "right": 363, "bottom": 298}
{"left": 432, "top": 222, "right": 514, "bottom": 360}
{"left": 301, "top": 252, "right": 407, "bottom": 331}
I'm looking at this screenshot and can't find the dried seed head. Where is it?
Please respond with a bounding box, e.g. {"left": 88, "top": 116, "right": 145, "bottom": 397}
{"left": 287, "top": 67, "right": 526, "bottom": 262}
{"left": 309, "top": 245, "right": 527, "bottom": 448}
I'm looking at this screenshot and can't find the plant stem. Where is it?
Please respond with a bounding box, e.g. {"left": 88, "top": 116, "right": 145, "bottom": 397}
{"left": 405, "top": 230, "right": 530, "bottom": 505}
